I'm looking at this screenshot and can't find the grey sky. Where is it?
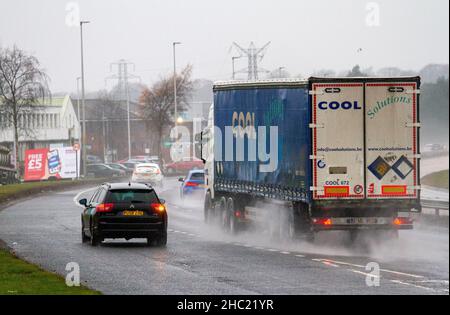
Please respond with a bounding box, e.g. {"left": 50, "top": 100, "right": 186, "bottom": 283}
{"left": 1, "top": 0, "right": 448, "bottom": 93}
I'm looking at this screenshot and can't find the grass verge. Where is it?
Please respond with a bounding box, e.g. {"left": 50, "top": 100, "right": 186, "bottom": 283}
{"left": 0, "top": 247, "right": 100, "bottom": 295}
{"left": 0, "top": 178, "right": 109, "bottom": 205}
{"left": 0, "top": 178, "right": 110, "bottom": 294}
{"left": 421, "top": 170, "right": 449, "bottom": 190}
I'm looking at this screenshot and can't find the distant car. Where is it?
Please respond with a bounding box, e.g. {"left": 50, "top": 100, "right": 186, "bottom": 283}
{"left": 118, "top": 156, "right": 160, "bottom": 164}
{"left": 179, "top": 170, "right": 205, "bottom": 199}
{"left": 132, "top": 163, "right": 164, "bottom": 187}
{"left": 164, "top": 157, "right": 204, "bottom": 175}
{"left": 121, "top": 161, "right": 138, "bottom": 170}
{"left": 86, "top": 164, "right": 125, "bottom": 178}
{"left": 424, "top": 143, "right": 446, "bottom": 152}
{"left": 86, "top": 155, "right": 103, "bottom": 164}
{"left": 79, "top": 182, "right": 167, "bottom": 246}
{"left": 107, "top": 163, "right": 133, "bottom": 176}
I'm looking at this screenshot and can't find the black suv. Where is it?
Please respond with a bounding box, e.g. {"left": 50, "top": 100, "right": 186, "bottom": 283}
{"left": 79, "top": 182, "right": 167, "bottom": 246}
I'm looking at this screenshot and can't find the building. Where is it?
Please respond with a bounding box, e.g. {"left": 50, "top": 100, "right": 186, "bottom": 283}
{"left": 72, "top": 98, "right": 151, "bottom": 162}
{"left": 0, "top": 95, "right": 81, "bottom": 169}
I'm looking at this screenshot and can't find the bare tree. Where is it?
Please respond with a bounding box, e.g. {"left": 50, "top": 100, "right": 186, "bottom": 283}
{"left": 139, "top": 65, "right": 193, "bottom": 159}
{"left": 268, "top": 67, "right": 290, "bottom": 79}
{"left": 0, "top": 46, "right": 50, "bottom": 173}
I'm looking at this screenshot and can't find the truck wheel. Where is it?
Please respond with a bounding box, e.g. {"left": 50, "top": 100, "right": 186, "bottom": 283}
{"left": 375, "top": 229, "right": 399, "bottom": 242}
{"left": 204, "top": 191, "right": 213, "bottom": 223}
{"left": 286, "top": 203, "right": 310, "bottom": 240}
{"left": 349, "top": 230, "right": 360, "bottom": 243}
{"left": 227, "top": 197, "right": 240, "bottom": 235}
{"left": 219, "top": 196, "right": 229, "bottom": 232}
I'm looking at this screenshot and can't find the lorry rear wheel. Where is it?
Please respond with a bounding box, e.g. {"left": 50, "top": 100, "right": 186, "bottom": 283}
{"left": 219, "top": 197, "right": 229, "bottom": 232}
{"left": 287, "top": 203, "right": 311, "bottom": 240}
{"left": 204, "top": 192, "right": 213, "bottom": 223}
{"left": 227, "top": 197, "right": 240, "bottom": 235}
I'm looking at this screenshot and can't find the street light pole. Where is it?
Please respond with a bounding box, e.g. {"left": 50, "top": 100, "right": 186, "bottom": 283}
{"left": 124, "top": 62, "right": 132, "bottom": 160}
{"left": 173, "top": 42, "right": 181, "bottom": 126}
{"left": 80, "top": 20, "right": 90, "bottom": 176}
{"left": 76, "top": 76, "right": 81, "bottom": 178}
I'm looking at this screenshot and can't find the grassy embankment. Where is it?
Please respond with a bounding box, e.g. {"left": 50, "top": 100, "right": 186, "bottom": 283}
{"left": 421, "top": 170, "right": 449, "bottom": 190}
{"left": 0, "top": 247, "right": 100, "bottom": 295}
{"left": 0, "top": 179, "right": 104, "bottom": 295}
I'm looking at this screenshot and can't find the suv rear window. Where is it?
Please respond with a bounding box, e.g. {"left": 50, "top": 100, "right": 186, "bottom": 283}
{"left": 105, "top": 189, "right": 159, "bottom": 203}
{"left": 190, "top": 172, "right": 204, "bottom": 180}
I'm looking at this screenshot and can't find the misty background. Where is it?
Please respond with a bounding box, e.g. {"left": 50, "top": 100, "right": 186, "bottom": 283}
{"left": 0, "top": 0, "right": 448, "bottom": 145}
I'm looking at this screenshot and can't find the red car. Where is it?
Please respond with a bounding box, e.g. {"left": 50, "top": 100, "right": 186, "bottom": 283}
{"left": 164, "top": 157, "right": 204, "bottom": 175}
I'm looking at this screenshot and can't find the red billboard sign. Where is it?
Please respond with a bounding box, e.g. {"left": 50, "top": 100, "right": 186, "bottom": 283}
{"left": 24, "top": 149, "right": 48, "bottom": 181}
{"left": 24, "top": 147, "right": 80, "bottom": 181}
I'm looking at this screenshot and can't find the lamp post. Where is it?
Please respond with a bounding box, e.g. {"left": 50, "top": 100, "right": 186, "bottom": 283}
{"left": 76, "top": 76, "right": 81, "bottom": 178}
{"left": 80, "top": 20, "right": 90, "bottom": 176}
{"left": 173, "top": 42, "right": 181, "bottom": 126}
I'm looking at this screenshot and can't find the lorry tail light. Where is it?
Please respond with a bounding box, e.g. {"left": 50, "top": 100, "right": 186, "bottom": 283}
{"left": 312, "top": 218, "right": 332, "bottom": 226}
{"left": 234, "top": 210, "right": 244, "bottom": 218}
{"left": 151, "top": 203, "right": 166, "bottom": 213}
{"left": 393, "top": 217, "right": 413, "bottom": 226}
{"left": 96, "top": 203, "right": 114, "bottom": 213}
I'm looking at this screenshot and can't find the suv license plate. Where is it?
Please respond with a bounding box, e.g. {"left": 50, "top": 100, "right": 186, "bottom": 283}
{"left": 123, "top": 210, "right": 144, "bottom": 216}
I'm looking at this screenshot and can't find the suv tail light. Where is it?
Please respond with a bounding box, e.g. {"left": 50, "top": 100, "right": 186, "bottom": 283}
{"left": 151, "top": 203, "right": 166, "bottom": 213}
{"left": 96, "top": 203, "right": 114, "bottom": 213}
{"left": 185, "top": 181, "right": 199, "bottom": 187}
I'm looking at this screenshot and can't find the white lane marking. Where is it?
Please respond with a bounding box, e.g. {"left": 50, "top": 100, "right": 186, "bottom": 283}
{"left": 417, "top": 280, "right": 449, "bottom": 285}
{"left": 312, "top": 258, "right": 340, "bottom": 268}
{"left": 314, "top": 259, "right": 424, "bottom": 279}
{"left": 379, "top": 268, "right": 425, "bottom": 279}
{"left": 72, "top": 187, "right": 97, "bottom": 208}
{"left": 280, "top": 251, "right": 291, "bottom": 255}
{"left": 267, "top": 249, "right": 278, "bottom": 252}
{"left": 295, "top": 254, "right": 305, "bottom": 258}
{"left": 313, "top": 259, "right": 443, "bottom": 293}
{"left": 349, "top": 269, "right": 380, "bottom": 278}
{"left": 390, "top": 280, "right": 436, "bottom": 292}
{"left": 322, "top": 261, "right": 339, "bottom": 268}
{"left": 313, "top": 259, "right": 364, "bottom": 268}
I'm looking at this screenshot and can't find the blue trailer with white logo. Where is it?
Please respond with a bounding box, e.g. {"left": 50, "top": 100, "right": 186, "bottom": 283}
{"left": 201, "top": 77, "right": 421, "bottom": 241}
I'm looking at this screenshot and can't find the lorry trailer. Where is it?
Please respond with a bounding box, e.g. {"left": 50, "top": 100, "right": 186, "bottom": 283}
{"left": 201, "top": 77, "right": 421, "bottom": 240}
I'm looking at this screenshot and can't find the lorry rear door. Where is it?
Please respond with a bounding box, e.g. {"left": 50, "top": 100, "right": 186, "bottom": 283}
{"left": 311, "top": 83, "right": 365, "bottom": 200}
{"left": 365, "top": 81, "right": 420, "bottom": 199}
